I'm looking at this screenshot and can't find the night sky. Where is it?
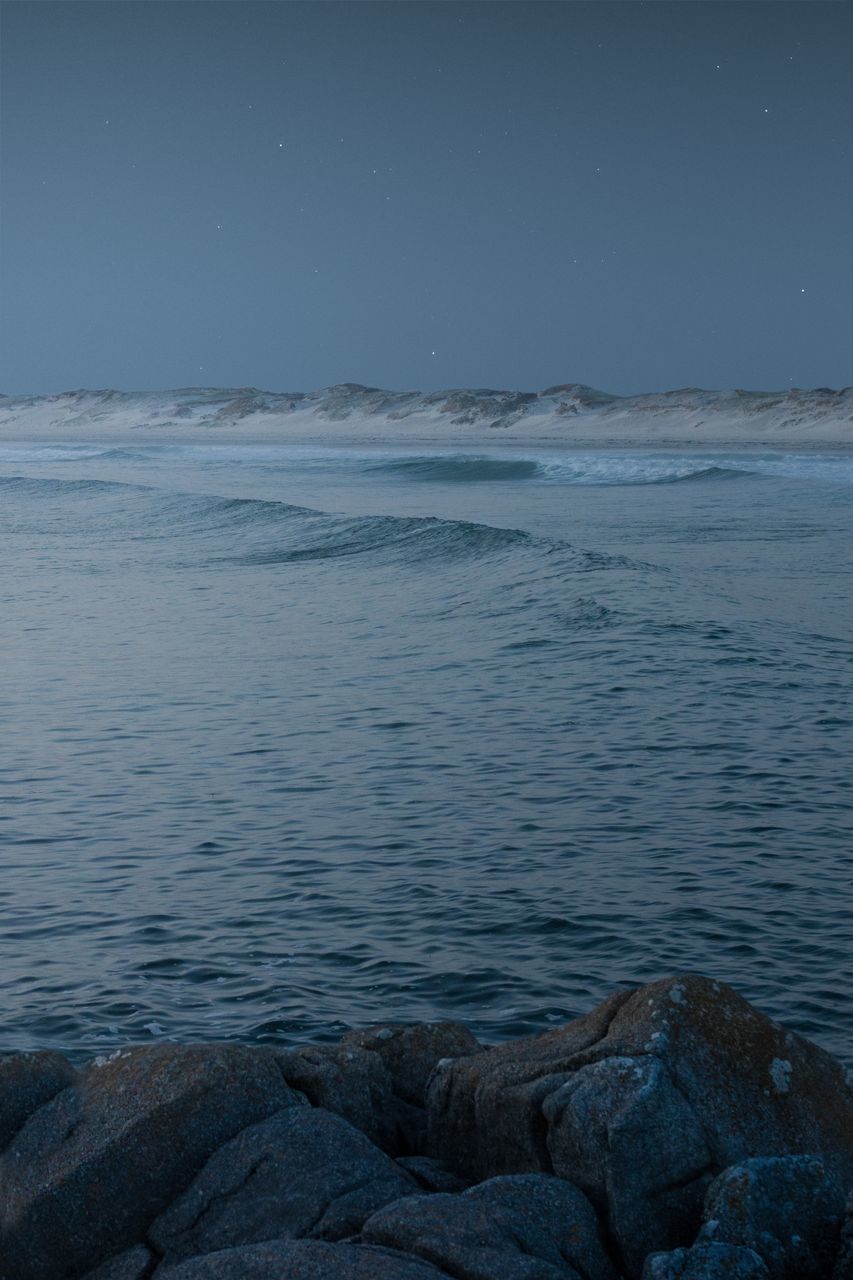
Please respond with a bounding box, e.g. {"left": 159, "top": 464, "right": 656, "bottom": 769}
{"left": 1, "top": 0, "right": 851, "bottom": 396}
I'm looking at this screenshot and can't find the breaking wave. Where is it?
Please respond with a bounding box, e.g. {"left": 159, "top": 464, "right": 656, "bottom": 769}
{"left": 0, "top": 472, "right": 633, "bottom": 572}
{"left": 368, "top": 455, "right": 542, "bottom": 483}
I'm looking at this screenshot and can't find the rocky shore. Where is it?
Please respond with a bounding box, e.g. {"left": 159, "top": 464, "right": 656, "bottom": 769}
{"left": 0, "top": 976, "right": 850, "bottom": 1279}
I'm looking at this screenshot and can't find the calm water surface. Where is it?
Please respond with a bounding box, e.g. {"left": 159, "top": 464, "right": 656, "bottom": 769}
{"left": 1, "top": 442, "right": 851, "bottom": 1063}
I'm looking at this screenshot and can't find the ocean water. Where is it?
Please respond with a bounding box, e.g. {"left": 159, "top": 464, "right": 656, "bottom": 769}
{"left": 1, "top": 441, "right": 851, "bottom": 1065}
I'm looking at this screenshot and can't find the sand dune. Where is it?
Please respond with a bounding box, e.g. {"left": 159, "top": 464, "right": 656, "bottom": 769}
{"left": 1, "top": 382, "right": 851, "bottom": 448}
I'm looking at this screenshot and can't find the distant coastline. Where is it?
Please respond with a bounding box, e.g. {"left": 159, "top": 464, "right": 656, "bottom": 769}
{"left": 1, "top": 383, "right": 852, "bottom": 449}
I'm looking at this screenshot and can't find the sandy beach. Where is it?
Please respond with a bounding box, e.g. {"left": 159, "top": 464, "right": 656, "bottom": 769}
{"left": 1, "top": 384, "right": 852, "bottom": 452}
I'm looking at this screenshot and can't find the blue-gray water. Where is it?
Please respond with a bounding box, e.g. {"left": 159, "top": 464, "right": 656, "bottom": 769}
{"left": 2, "top": 442, "right": 851, "bottom": 1064}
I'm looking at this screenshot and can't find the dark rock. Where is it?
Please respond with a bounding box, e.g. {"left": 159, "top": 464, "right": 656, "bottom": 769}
{"left": 426, "top": 976, "right": 853, "bottom": 1275}
{"left": 542, "top": 1055, "right": 714, "bottom": 1275}
{"left": 642, "top": 1243, "right": 770, "bottom": 1279}
{"left": 697, "top": 1156, "right": 846, "bottom": 1279}
{"left": 275, "top": 1043, "right": 396, "bottom": 1149}
{"left": 834, "top": 1190, "right": 853, "bottom": 1280}
{"left": 395, "top": 1155, "right": 470, "bottom": 1193}
{"left": 150, "top": 1239, "right": 451, "bottom": 1278}
{"left": 82, "top": 1244, "right": 156, "bottom": 1280}
{"left": 149, "top": 1105, "right": 419, "bottom": 1261}
{"left": 426, "top": 987, "right": 631, "bottom": 1177}
{"left": 0, "top": 1050, "right": 76, "bottom": 1151}
{"left": 0, "top": 1043, "right": 302, "bottom": 1280}
{"left": 361, "top": 1172, "right": 617, "bottom": 1280}
{"left": 391, "top": 1094, "right": 430, "bottom": 1155}
{"left": 342, "top": 1021, "right": 481, "bottom": 1108}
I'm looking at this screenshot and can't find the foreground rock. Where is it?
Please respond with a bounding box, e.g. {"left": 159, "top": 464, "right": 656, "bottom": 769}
{"left": 426, "top": 976, "right": 853, "bottom": 1274}
{"left": 0, "top": 1050, "right": 76, "bottom": 1152}
{"left": 82, "top": 1245, "right": 156, "bottom": 1280}
{"left": 697, "top": 1156, "right": 846, "bottom": 1279}
{"left": 0, "top": 976, "right": 850, "bottom": 1280}
{"left": 642, "top": 1243, "right": 770, "bottom": 1279}
{"left": 339, "top": 1020, "right": 481, "bottom": 1152}
{"left": 152, "top": 1239, "right": 452, "bottom": 1278}
{"left": 0, "top": 1044, "right": 302, "bottom": 1280}
{"left": 834, "top": 1191, "right": 853, "bottom": 1280}
{"left": 361, "top": 1173, "right": 617, "bottom": 1280}
{"left": 275, "top": 1043, "right": 397, "bottom": 1150}
{"left": 149, "top": 1106, "right": 419, "bottom": 1260}
{"left": 342, "top": 1021, "right": 481, "bottom": 1109}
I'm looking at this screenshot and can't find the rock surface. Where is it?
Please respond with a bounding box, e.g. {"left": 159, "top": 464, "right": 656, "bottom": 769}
{"left": 0, "top": 1050, "right": 76, "bottom": 1152}
{"left": 697, "top": 1156, "right": 846, "bottom": 1279}
{"left": 339, "top": 1021, "right": 483, "bottom": 1153}
{"left": 834, "top": 1190, "right": 853, "bottom": 1280}
{"left": 149, "top": 1106, "right": 419, "bottom": 1261}
{"left": 642, "top": 1242, "right": 770, "bottom": 1279}
{"left": 275, "top": 1043, "right": 396, "bottom": 1150}
{"left": 361, "top": 1173, "right": 617, "bottom": 1280}
{"left": 150, "top": 1239, "right": 452, "bottom": 1278}
{"left": 0, "top": 1043, "right": 301, "bottom": 1280}
{"left": 341, "top": 1021, "right": 481, "bottom": 1108}
{"left": 395, "top": 1155, "right": 470, "bottom": 1193}
{"left": 426, "top": 976, "right": 853, "bottom": 1274}
{"left": 82, "top": 1244, "right": 157, "bottom": 1280}
{"left": 543, "top": 1054, "right": 713, "bottom": 1274}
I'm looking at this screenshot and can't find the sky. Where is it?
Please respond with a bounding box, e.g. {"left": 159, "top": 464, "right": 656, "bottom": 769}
{"left": 1, "top": 0, "right": 851, "bottom": 396}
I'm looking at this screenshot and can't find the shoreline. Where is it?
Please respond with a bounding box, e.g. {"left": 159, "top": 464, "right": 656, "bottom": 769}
{"left": 3, "top": 425, "right": 853, "bottom": 453}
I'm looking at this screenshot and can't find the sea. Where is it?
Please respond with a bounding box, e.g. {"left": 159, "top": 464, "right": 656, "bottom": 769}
{"left": 1, "top": 440, "right": 851, "bottom": 1065}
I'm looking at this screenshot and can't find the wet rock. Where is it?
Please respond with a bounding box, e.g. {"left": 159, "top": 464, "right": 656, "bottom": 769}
{"left": 342, "top": 1021, "right": 481, "bottom": 1108}
{"left": 150, "top": 1238, "right": 451, "bottom": 1278}
{"left": 0, "top": 1050, "right": 76, "bottom": 1152}
{"left": 395, "top": 1155, "right": 470, "bottom": 1193}
{"left": 82, "top": 1244, "right": 156, "bottom": 1280}
{"left": 149, "top": 1105, "right": 420, "bottom": 1261}
{"left": 697, "top": 1156, "right": 846, "bottom": 1279}
{"left": 0, "top": 1043, "right": 302, "bottom": 1280}
{"left": 642, "top": 1242, "right": 770, "bottom": 1279}
{"left": 361, "top": 1172, "right": 617, "bottom": 1280}
{"left": 275, "top": 1043, "right": 396, "bottom": 1150}
{"left": 426, "top": 976, "right": 853, "bottom": 1275}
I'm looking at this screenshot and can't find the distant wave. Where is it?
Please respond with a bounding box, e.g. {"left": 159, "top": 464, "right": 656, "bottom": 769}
{"left": 360, "top": 452, "right": 743, "bottom": 486}
{"left": 0, "top": 474, "right": 148, "bottom": 498}
{"left": 653, "top": 464, "right": 747, "bottom": 484}
{"left": 229, "top": 513, "right": 533, "bottom": 567}
{"left": 5, "top": 440, "right": 853, "bottom": 488}
{"left": 367, "top": 455, "right": 543, "bottom": 483}
{"left": 0, "top": 471, "right": 649, "bottom": 575}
